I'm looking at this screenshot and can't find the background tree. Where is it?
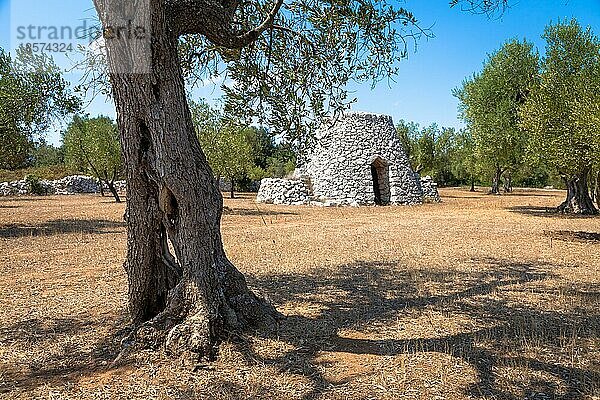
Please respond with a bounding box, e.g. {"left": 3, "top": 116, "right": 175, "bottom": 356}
{"left": 450, "top": 128, "right": 479, "bottom": 191}
{"left": 455, "top": 39, "right": 539, "bottom": 193}
{"left": 0, "top": 47, "right": 80, "bottom": 170}
{"left": 396, "top": 121, "right": 459, "bottom": 186}
{"left": 29, "top": 140, "right": 64, "bottom": 168}
{"left": 396, "top": 119, "right": 420, "bottom": 168}
{"left": 63, "top": 115, "right": 123, "bottom": 202}
{"left": 90, "top": 0, "right": 509, "bottom": 360}
{"left": 520, "top": 19, "right": 600, "bottom": 214}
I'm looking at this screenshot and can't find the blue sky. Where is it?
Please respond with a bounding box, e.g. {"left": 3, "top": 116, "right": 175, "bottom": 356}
{"left": 1, "top": 0, "right": 599, "bottom": 146}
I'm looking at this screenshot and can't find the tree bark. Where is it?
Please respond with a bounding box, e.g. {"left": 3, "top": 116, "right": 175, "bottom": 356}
{"left": 230, "top": 178, "right": 235, "bottom": 199}
{"left": 558, "top": 168, "right": 598, "bottom": 215}
{"left": 96, "top": 0, "right": 280, "bottom": 361}
{"left": 470, "top": 177, "right": 475, "bottom": 192}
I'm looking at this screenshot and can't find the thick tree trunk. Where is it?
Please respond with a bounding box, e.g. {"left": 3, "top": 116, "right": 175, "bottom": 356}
{"left": 469, "top": 176, "right": 475, "bottom": 192}
{"left": 230, "top": 178, "right": 235, "bottom": 199}
{"left": 558, "top": 169, "right": 598, "bottom": 215}
{"left": 98, "top": 0, "right": 280, "bottom": 360}
{"left": 490, "top": 166, "right": 502, "bottom": 194}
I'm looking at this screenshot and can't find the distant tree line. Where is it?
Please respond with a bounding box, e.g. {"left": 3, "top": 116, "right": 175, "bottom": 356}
{"left": 2, "top": 18, "right": 599, "bottom": 214}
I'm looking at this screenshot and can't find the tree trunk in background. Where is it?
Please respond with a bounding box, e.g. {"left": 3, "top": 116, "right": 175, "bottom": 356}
{"left": 470, "top": 177, "right": 475, "bottom": 192}
{"left": 503, "top": 171, "right": 512, "bottom": 193}
{"left": 558, "top": 168, "right": 598, "bottom": 215}
{"left": 491, "top": 167, "right": 502, "bottom": 194}
{"left": 230, "top": 178, "right": 235, "bottom": 199}
{"left": 96, "top": 0, "right": 280, "bottom": 360}
{"left": 106, "top": 180, "right": 121, "bottom": 203}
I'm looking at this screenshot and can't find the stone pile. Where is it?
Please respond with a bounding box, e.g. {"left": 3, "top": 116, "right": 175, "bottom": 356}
{"left": 0, "top": 180, "right": 30, "bottom": 196}
{"left": 52, "top": 175, "right": 99, "bottom": 195}
{"left": 420, "top": 175, "right": 441, "bottom": 203}
{"left": 256, "top": 178, "right": 310, "bottom": 205}
{"left": 0, "top": 175, "right": 127, "bottom": 196}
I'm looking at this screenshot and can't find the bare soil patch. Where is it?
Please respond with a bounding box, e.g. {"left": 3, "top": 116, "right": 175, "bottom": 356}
{"left": 0, "top": 188, "right": 599, "bottom": 399}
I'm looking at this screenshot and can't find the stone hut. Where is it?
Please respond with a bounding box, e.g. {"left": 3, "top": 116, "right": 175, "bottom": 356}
{"left": 257, "top": 112, "right": 426, "bottom": 206}
{"left": 299, "top": 112, "right": 422, "bottom": 205}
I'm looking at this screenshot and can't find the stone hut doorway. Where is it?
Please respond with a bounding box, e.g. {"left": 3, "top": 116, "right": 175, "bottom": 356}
{"left": 370, "top": 157, "right": 390, "bottom": 205}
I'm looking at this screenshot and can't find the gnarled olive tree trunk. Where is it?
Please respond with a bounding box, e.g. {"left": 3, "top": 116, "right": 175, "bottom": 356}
{"left": 558, "top": 168, "right": 598, "bottom": 215}
{"left": 95, "top": 0, "right": 280, "bottom": 360}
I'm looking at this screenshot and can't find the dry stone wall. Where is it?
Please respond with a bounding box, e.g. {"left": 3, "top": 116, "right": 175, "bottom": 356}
{"left": 419, "top": 175, "right": 441, "bottom": 203}
{"left": 0, "top": 175, "right": 126, "bottom": 196}
{"left": 256, "top": 178, "right": 310, "bottom": 205}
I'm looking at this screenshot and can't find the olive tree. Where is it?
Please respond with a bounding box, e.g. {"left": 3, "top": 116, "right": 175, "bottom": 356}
{"left": 520, "top": 19, "right": 600, "bottom": 214}
{"left": 190, "top": 101, "right": 254, "bottom": 198}
{"left": 455, "top": 39, "right": 539, "bottom": 193}
{"left": 0, "top": 47, "right": 80, "bottom": 170}
{"left": 89, "top": 0, "right": 509, "bottom": 360}
{"left": 63, "top": 115, "right": 124, "bottom": 202}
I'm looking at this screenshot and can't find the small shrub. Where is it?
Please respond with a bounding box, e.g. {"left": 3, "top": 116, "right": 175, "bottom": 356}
{"left": 25, "top": 174, "right": 47, "bottom": 195}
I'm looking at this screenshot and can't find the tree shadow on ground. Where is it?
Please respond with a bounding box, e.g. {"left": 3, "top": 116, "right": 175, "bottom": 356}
{"left": 0, "top": 219, "right": 126, "bottom": 238}
{"left": 223, "top": 206, "right": 298, "bottom": 217}
{"left": 229, "top": 258, "right": 600, "bottom": 399}
{"left": 545, "top": 230, "right": 600, "bottom": 243}
{"left": 504, "top": 192, "right": 562, "bottom": 198}
{"left": 507, "top": 205, "right": 599, "bottom": 219}
{"left": 0, "top": 315, "right": 131, "bottom": 394}
{"left": 442, "top": 194, "right": 484, "bottom": 199}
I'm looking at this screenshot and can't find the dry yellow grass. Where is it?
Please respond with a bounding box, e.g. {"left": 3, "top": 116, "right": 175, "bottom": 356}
{"left": 0, "top": 188, "right": 599, "bottom": 399}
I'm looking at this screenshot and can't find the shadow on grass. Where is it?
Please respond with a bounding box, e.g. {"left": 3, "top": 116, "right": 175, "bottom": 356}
{"left": 442, "top": 194, "right": 484, "bottom": 199}
{"left": 229, "top": 258, "right": 600, "bottom": 399}
{"left": 508, "top": 205, "right": 599, "bottom": 219}
{"left": 223, "top": 206, "right": 298, "bottom": 217}
{"left": 0, "top": 316, "right": 131, "bottom": 394}
{"left": 504, "top": 192, "right": 562, "bottom": 198}
{"left": 0, "top": 219, "right": 126, "bottom": 238}
{"left": 4, "top": 258, "right": 598, "bottom": 398}
{"left": 546, "top": 230, "right": 600, "bottom": 243}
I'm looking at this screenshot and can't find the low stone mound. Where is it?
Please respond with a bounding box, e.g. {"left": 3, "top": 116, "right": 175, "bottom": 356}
{"left": 0, "top": 180, "right": 29, "bottom": 196}
{"left": 256, "top": 178, "right": 310, "bottom": 205}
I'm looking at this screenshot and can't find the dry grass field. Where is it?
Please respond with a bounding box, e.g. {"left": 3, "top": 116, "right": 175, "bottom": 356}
{"left": 0, "top": 188, "right": 599, "bottom": 399}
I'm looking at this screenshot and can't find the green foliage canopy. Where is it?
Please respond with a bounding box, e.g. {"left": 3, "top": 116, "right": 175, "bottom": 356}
{"left": 63, "top": 115, "right": 123, "bottom": 182}
{"left": 520, "top": 19, "right": 600, "bottom": 177}
{"left": 454, "top": 39, "right": 539, "bottom": 178}
{"left": 0, "top": 47, "right": 80, "bottom": 170}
